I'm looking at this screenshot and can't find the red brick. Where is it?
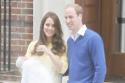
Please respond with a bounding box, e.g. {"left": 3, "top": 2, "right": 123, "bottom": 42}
{"left": 17, "top": 2, "right": 26, "bottom": 8}
{"left": 11, "top": 1, "right": 18, "bottom": 8}
{"left": 11, "top": 33, "right": 21, "bottom": 39}
{"left": 22, "top": 0, "right": 33, "bottom": 2}
{"left": 11, "top": 28, "right": 25, "bottom": 33}
{"left": 21, "top": 9, "right": 33, "bottom": 14}
{"left": 26, "top": 3, "right": 33, "bottom": 8}
{"left": 25, "top": 27, "right": 33, "bottom": 33}
{"left": 11, "top": 15, "right": 17, "bottom": 21}
{"left": 21, "top": 33, "right": 33, "bottom": 39}
{"left": 26, "top": 16, "right": 33, "bottom": 22}
{"left": 17, "top": 15, "right": 25, "bottom": 21}
{"left": 11, "top": 8, "right": 21, "bottom": 14}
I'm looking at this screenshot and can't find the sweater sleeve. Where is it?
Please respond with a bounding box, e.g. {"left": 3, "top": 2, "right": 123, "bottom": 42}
{"left": 89, "top": 35, "right": 106, "bottom": 83}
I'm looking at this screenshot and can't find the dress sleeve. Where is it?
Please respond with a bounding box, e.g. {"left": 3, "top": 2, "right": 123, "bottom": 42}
{"left": 16, "top": 41, "right": 37, "bottom": 71}
{"left": 25, "top": 41, "right": 37, "bottom": 58}
{"left": 59, "top": 51, "right": 68, "bottom": 74}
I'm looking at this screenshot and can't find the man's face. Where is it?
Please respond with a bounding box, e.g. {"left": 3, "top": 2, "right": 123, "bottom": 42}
{"left": 65, "top": 7, "right": 80, "bottom": 31}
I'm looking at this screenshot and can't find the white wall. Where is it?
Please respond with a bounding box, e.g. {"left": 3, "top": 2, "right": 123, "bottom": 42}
{"left": 121, "top": 24, "right": 125, "bottom": 52}
{"left": 121, "top": 0, "right": 125, "bottom": 52}
{"left": 33, "top": 0, "right": 74, "bottom": 41}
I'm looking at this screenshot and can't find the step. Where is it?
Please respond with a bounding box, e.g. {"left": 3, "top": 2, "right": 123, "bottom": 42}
{"left": 0, "top": 71, "right": 21, "bottom": 81}
{"left": 0, "top": 80, "right": 19, "bottom": 83}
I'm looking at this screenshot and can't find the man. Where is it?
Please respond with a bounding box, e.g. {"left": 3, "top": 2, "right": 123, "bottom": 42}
{"left": 64, "top": 4, "right": 106, "bottom": 83}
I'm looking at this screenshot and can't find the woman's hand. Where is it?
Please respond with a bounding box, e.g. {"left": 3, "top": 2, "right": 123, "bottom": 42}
{"left": 36, "top": 45, "right": 63, "bottom": 73}
{"left": 36, "top": 45, "right": 50, "bottom": 55}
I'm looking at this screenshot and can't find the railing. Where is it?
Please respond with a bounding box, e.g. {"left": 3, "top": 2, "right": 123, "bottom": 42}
{"left": 0, "top": 0, "right": 11, "bottom": 71}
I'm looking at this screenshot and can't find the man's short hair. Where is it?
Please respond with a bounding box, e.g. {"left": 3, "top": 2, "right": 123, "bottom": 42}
{"left": 65, "top": 4, "right": 83, "bottom": 15}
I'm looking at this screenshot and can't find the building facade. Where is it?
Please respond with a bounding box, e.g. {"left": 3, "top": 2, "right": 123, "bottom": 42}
{"left": 0, "top": 0, "right": 125, "bottom": 82}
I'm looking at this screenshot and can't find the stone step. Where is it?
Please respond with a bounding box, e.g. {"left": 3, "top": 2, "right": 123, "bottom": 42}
{"left": 0, "top": 70, "right": 20, "bottom": 75}
{"left": 0, "top": 63, "right": 19, "bottom": 71}
{"left": 0, "top": 70, "right": 21, "bottom": 81}
{"left": 0, "top": 80, "right": 19, "bottom": 83}
{"left": 0, "top": 74, "right": 21, "bottom": 82}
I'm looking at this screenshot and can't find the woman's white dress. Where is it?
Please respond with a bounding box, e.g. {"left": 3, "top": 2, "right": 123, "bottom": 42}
{"left": 16, "top": 41, "right": 68, "bottom": 83}
{"left": 21, "top": 58, "right": 61, "bottom": 83}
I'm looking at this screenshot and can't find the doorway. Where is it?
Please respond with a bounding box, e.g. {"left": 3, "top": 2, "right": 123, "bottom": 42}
{"left": 75, "top": 0, "right": 125, "bottom": 80}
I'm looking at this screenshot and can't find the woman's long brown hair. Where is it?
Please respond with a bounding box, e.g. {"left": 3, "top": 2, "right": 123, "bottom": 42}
{"left": 33, "top": 12, "right": 66, "bottom": 56}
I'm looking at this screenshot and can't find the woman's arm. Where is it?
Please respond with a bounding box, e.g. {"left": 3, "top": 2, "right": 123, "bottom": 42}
{"left": 25, "top": 40, "right": 37, "bottom": 58}
{"left": 16, "top": 40, "right": 37, "bottom": 71}
{"left": 37, "top": 45, "right": 68, "bottom": 74}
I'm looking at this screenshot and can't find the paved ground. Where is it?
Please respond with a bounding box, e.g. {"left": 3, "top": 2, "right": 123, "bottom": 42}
{"left": 0, "top": 76, "right": 125, "bottom": 83}
{"left": 0, "top": 81, "right": 19, "bottom": 83}
{"left": 62, "top": 76, "right": 125, "bottom": 83}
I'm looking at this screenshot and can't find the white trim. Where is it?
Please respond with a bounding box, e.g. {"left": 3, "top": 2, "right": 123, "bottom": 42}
{"left": 121, "top": 1, "right": 125, "bottom": 52}
{"left": 121, "top": 24, "right": 125, "bottom": 52}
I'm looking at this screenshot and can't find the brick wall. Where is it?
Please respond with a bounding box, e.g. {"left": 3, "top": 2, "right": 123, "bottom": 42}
{"left": 0, "top": 0, "right": 33, "bottom": 81}
{"left": 11, "top": 0, "right": 33, "bottom": 61}
{"left": 1, "top": 0, "right": 33, "bottom": 67}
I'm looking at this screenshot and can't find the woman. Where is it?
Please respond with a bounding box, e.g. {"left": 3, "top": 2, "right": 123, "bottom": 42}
{"left": 17, "top": 12, "right": 68, "bottom": 83}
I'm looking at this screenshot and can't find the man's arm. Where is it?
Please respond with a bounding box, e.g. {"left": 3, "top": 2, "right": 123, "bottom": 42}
{"left": 90, "top": 35, "right": 106, "bottom": 83}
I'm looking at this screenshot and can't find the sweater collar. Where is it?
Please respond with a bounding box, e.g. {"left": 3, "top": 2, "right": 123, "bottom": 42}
{"left": 71, "top": 24, "right": 87, "bottom": 41}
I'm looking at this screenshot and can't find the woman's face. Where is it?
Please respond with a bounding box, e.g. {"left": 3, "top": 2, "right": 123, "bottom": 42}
{"left": 43, "top": 17, "right": 56, "bottom": 39}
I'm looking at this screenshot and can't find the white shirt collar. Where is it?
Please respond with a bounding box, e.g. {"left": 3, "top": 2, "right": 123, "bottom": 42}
{"left": 78, "top": 24, "right": 87, "bottom": 36}
{"left": 71, "top": 24, "right": 87, "bottom": 41}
